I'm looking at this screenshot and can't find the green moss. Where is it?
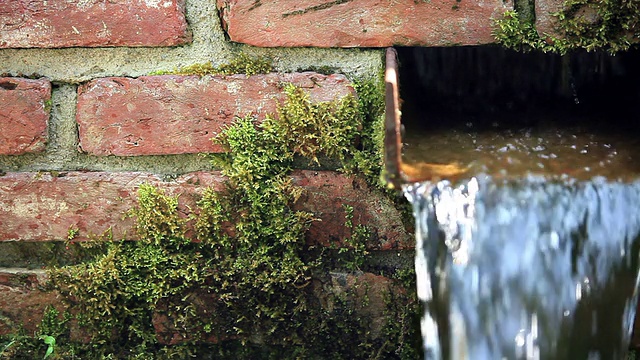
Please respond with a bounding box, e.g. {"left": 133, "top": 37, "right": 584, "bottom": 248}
{"left": 338, "top": 204, "right": 371, "bottom": 271}
{"left": 0, "top": 306, "right": 73, "bottom": 359}
{"left": 46, "top": 187, "right": 213, "bottom": 357}
{"left": 150, "top": 53, "right": 273, "bottom": 76}
{"left": 493, "top": 0, "right": 640, "bottom": 54}
{"left": 66, "top": 225, "right": 79, "bottom": 241}
{"left": 493, "top": 10, "right": 552, "bottom": 52}
{"left": 259, "top": 83, "right": 362, "bottom": 165}
{"left": 8, "top": 75, "right": 414, "bottom": 359}
{"left": 44, "top": 99, "right": 52, "bottom": 114}
{"left": 350, "top": 73, "right": 386, "bottom": 187}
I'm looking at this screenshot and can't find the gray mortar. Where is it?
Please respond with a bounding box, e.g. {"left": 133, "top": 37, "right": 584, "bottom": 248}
{"left": 0, "top": 0, "right": 383, "bottom": 174}
{"left": 514, "top": 0, "right": 536, "bottom": 22}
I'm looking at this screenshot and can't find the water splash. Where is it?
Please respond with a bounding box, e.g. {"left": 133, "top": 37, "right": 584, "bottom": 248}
{"left": 404, "top": 176, "right": 640, "bottom": 359}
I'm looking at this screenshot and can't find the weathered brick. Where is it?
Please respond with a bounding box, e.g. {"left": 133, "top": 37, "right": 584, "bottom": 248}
{"left": 535, "top": 0, "right": 640, "bottom": 45}
{"left": 293, "top": 171, "right": 413, "bottom": 250}
{"left": 0, "top": 267, "right": 403, "bottom": 345}
{"left": 0, "top": 269, "right": 54, "bottom": 336}
{"left": 217, "top": 0, "right": 513, "bottom": 47}
{"left": 0, "top": 78, "right": 50, "bottom": 155}
{"left": 76, "top": 73, "right": 355, "bottom": 156}
{"left": 0, "top": 171, "right": 225, "bottom": 242}
{"left": 0, "top": 0, "right": 190, "bottom": 48}
{"left": 535, "top": 0, "right": 564, "bottom": 40}
{"left": 0, "top": 171, "right": 411, "bottom": 249}
{"left": 312, "top": 272, "right": 396, "bottom": 338}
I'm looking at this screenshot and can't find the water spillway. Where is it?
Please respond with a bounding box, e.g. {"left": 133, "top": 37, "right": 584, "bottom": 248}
{"left": 385, "top": 47, "right": 640, "bottom": 359}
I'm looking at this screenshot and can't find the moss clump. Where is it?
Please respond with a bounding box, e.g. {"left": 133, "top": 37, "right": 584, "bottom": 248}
{"left": 43, "top": 99, "right": 53, "bottom": 114}
{"left": 49, "top": 187, "right": 212, "bottom": 356}
{"left": 493, "top": 0, "right": 640, "bottom": 54}
{"left": 351, "top": 74, "right": 386, "bottom": 186}
{"left": 338, "top": 204, "right": 371, "bottom": 271}
{"left": 493, "top": 10, "right": 552, "bottom": 52}
{"left": 150, "top": 53, "right": 273, "bottom": 76}
{"left": 259, "top": 83, "right": 362, "bottom": 165}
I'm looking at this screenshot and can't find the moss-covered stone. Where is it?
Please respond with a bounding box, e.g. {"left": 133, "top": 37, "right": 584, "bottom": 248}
{"left": 493, "top": 0, "right": 640, "bottom": 54}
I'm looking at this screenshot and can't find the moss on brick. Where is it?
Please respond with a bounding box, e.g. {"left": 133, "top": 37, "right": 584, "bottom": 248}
{"left": 493, "top": 0, "right": 640, "bottom": 54}
{"left": 150, "top": 53, "right": 273, "bottom": 76}
{"left": 0, "top": 75, "right": 419, "bottom": 359}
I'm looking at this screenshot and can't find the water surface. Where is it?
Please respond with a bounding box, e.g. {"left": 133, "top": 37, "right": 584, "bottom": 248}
{"left": 402, "top": 113, "right": 640, "bottom": 182}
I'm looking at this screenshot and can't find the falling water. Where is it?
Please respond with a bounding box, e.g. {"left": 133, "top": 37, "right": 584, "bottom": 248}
{"left": 404, "top": 176, "right": 640, "bottom": 359}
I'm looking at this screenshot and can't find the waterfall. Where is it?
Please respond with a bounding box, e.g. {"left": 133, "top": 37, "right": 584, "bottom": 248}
{"left": 404, "top": 176, "right": 640, "bottom": 359}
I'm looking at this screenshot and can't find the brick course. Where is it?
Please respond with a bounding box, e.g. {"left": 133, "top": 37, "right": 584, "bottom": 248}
{"left": 0, "top": 268, "right": 399, "bottom": 344}
{"left": 76, "top": 73, "right": 355, "bottom": 156}
{"left": 0, "top": 0, "right": 190, "bottom": 48}
{"left": 0, "top": 171, "right": 410, "bottom": 249}
{"left": 0, "top": 171, "right": 223, "bottom": 242}
{"left": 0, "top": 78, "right": 50, "bottom": 155}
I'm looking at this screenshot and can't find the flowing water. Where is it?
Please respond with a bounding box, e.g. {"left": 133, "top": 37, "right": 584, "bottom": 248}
{"left": 396, "top": 47, "right": 640, "bottom": 360}
{"left": 402, "top": 120, "right": 640, "bottom": 359}
{"left": 404, "top": 176, "right": 640, "bottom": 359}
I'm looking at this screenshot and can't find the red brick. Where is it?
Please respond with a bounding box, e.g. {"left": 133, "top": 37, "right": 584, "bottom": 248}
{"left": 217, "top": 0, "right": 513, "bottom": 47}
{"left": 0, "top": 171, "right": 225, "bottom": 242}
{"left": 0, "top": 171, "right": 411, "bottom": 249}
{"left": 0, "top": 78, "right": 50, "bottom": 155}
{"left": 535, "top": 0, "right": 564, "bottom": 40}
{"left": 0, "top": 0, "right": 190, "bottom": 48}
{"left": 293, "top": 171, "right": 413, "bottom": 250}
{"left": 76, "top": 73, "right": 355, "bottom": 156}
{"left": 0, "top": 269, "right": 55, "bottom": 336}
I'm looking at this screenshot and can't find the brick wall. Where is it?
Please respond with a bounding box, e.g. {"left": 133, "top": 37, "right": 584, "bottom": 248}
{"left": 0, "top": 1, "right": 398, "bottom": 244}
{"left": 0, "top": 0, "right": 412, "bottom": 349}
{"left": 2, "top": 0, "right": 636, "bottom": 354}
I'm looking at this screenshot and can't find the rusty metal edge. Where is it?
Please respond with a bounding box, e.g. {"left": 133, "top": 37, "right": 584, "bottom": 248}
{"left": 384, "top": 47, "right": 404, "bottom": 189}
